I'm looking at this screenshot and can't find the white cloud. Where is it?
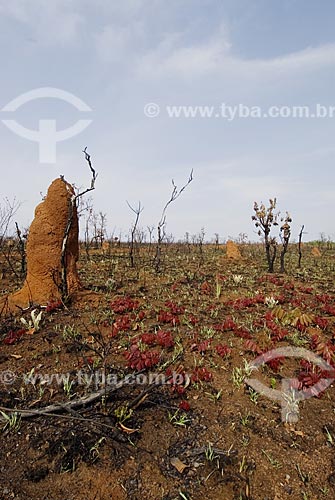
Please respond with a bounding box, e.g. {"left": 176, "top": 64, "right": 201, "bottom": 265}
{"left": 95, "top": 25, "right": 131, "bottom": 63}
{"left": 94, "top": 0, "right": 145, "bottom": 17}
{"left": 137, "top": 30, "right": 335, "bottom": 82}
{"left": 137, "top": 24, "right": 231, "bottom": 77}
{"left": 0, "top": 0, "right": 84, "bottom": 46}
{"left": 0, "top": 0, "right": 28, "bottom": 22}
{"left": 95, "top": 23, "right": 143, "bottom": 63}
{"left": 247, "top": 43, "right": 335, "bottom": 75}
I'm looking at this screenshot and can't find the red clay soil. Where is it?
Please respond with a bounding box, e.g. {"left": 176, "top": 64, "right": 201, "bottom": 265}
{"left": 1, "top": 178, "right": 81, "bottom": 313}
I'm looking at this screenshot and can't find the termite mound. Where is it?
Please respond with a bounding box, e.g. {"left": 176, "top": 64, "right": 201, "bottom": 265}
{"left": 1, "top": 178, "right": 82, "bottom": 315}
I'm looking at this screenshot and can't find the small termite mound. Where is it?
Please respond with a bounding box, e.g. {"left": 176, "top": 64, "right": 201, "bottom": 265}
{"left": 225, "top": 240, "right": 243, "bottom": 260}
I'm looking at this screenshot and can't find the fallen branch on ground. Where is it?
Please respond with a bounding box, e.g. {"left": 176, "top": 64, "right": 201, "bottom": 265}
{"left": 0, "top": 372, "right": 141, "bottom": 422}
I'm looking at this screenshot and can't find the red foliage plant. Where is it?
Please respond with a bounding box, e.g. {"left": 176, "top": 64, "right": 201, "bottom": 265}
{"left": 165, "top": 301, "right": 185, "bottom": 315}
{"left": 314, "top": 316, "right": 329, "bottom": 330}
{"left": 110, "top": 297, "right": 139, "bottom": 313}
{"left": 216, "top": 344, "right": 232, "bottom": 358}
{"left": 137, "top": 310, "right": 146, "bottom": 321}
{"left": 298, "top": 286, "right": 313, "bottom": 294}
{"left": 311, "top": 334, "right": 335, "bottom": 365}
{"left": 140, "top": 333, "right": 157, "bottom": 346}
{"left": 158, "top": 310, "right": 180, "bottom": 326}
{"left": 124, "top": 345, "right": 160, "bottom": 371}
{"left": 244, "top": 340, "right": 284, "bottom": 372}
{"left": 156, "top": 330, "right": 174, "bottom": 348}
{"left": 196, "top": 339, "right": 211, "bottom": 354}
{"left": 234, "top": 327, "right": 252, "bottom": 340}
{"left": 244, "top": 340, "right": 263, "bottom": 355}
{"left": 140, "top": 330, "right": 175, "bottom": 348}
{"left": 266, "top": 357, "right": 284, "bottom": 372}
{"left": 166, "top": 367, "right": 188, "bottom": 395}
{"left": 3, "top": 329, "right": 26, "bottom": 345}
{"left": 322, "top": 304, "right": 335, "bottom": 316}
{"left": 258, "top": 275, "right": 283, "bottom": 286}
{"left": 214, "top": 316, "right": 236, "bottom": 332}
{"left": 297, "top": 360, "right": 333, "bottom": 397}
{"left": 230, "top": 297, "right": 257, "bottom": 310}
{"left": 265, "top": 316, "right": 288, "bottom": 342}
{"left": 187, "top": 314, "right": 199, "bottom": 326}
{"left": 46, "top": 299, "right": 63, "bottom": 313}
{"left": 192, "top": 367, "right": 213, "bottom": 382}
{"left": 179, "top": 400, "right": 191, "bottom": 411}
{"left": 200, "top": 281, "right": 212, "bottom": 294}
{"left": 110, "top": 315, "right": 131, "bottom": 336}
{"left": 316, "top": 294, "right": 332, "bottom": 304}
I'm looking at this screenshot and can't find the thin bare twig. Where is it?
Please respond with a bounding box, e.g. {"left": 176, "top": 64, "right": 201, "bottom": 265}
{"left": 60, "top": 148, "right": 97, "bottom": 298}
{"left": 127, "top": 201, "right": 144, "bottom": 267}
{"left": 77, "top": 146, "right": 97, "bottom": 197}
{"left": 155, "top": 169, "right": 193, "bottom": 272}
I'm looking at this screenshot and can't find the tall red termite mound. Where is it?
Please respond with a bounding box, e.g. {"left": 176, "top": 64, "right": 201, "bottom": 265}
{"left": 2, "top": 178, "right": 82, "bottom": 313}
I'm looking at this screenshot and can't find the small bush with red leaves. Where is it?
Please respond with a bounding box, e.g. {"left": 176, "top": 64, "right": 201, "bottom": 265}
{"left": 216, "top": 344, "right": 232, "bottom": 358}
{"left": 179, "top": 400, "right": 191, "bottom": 411}
{"left": 297, "top": 361, "right": 332, "bottom": 397}
{"left": 3, "top": 329, "right": 26, "bottom": 345}
{"left": 322, "top": 304, "right": 335, "bottom": 316}
{"left": 214, "top": 316, "right": 236, "bottom": 332}
{"left": 200, "top": 281, "right": 212, "bottom": 294}
{"left": 110, "top": 315, "right": 132, "bottom": 336}
{"left": 192, "top": 367, "right": 213, "bottom": 382}
{"left": 165, "top": 301, "right": 185, "bottom": 315}
{"left": 234, "top": 327, "right": 252, "bottom": 340}
{"left": 110, "top": 297, "right": 139, "bottom": 313}
{"left": 266, "top": 357, "right": 284, "bottom": 372}
{"left": 156, "top": 330, "right": 175, "bottom": 348}
{"left": 245, "top": 340, "right": 263, "bottom": 355}
{"left": 46, "top": 300, "right": 63, "bottom": 313}
{"left": 311, "top": 334, "right": 335, "bottom": 365}
{"left": 124, "top": 345, "right": 160, "bottom": 371}
{"left": 139, "top": 330, "right": 175, "bottom": 348}
{"left": 314, "top": 316, "right": 329, "bottom": 330}
{"left": 140, "top": 333, "right": 157, "bottom": 346}
{"left": 191, "top": 339, "right": 211, "bottom": 354}
{"left": 158, "top": 310, "right": 180, "bottom": 326}
{"left": 166, "top": 368, "right": 189, "bottom": 395}
{"left": 157, "top": 301, "right": 185, "bottom": 326}
{"left": 187, "top": 314, "right": 199, "bottom": 326}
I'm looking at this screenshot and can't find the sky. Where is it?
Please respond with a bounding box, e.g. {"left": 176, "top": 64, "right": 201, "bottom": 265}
{"left": 0, "top": 0, "right": 335, "bottom": 242}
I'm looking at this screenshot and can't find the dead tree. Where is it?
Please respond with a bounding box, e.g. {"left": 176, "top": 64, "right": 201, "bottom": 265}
{"left": 279, "top": 213, "right": 292, "bottom": 273}
{"left": 127, "top": 201, "right": 144, "bottom": 267}
{"left": 0, "top": 199, "right": 20, "bottom": 281}
{"left": 0, "top": 198, "right": 19, "bottom": 248}
{"left": 61, "top": 147, "right": 97, "bottom": 298}
{"left": 197, "top": 227, "right": 206, "bottom": 266}
{"left": 154, "top": 170, "right": 193, "bottom": 272}
{"left": 15, "top": 222, "right": 26, "bottom": 277}
{"left": 147, "top": 225, "right": 155, "bottom": 256}
{"left": 298, "top": 225, "right": 305, "bottom": 268}
{"left": 252, "top": 198, "right": 279, "bottom": 273}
